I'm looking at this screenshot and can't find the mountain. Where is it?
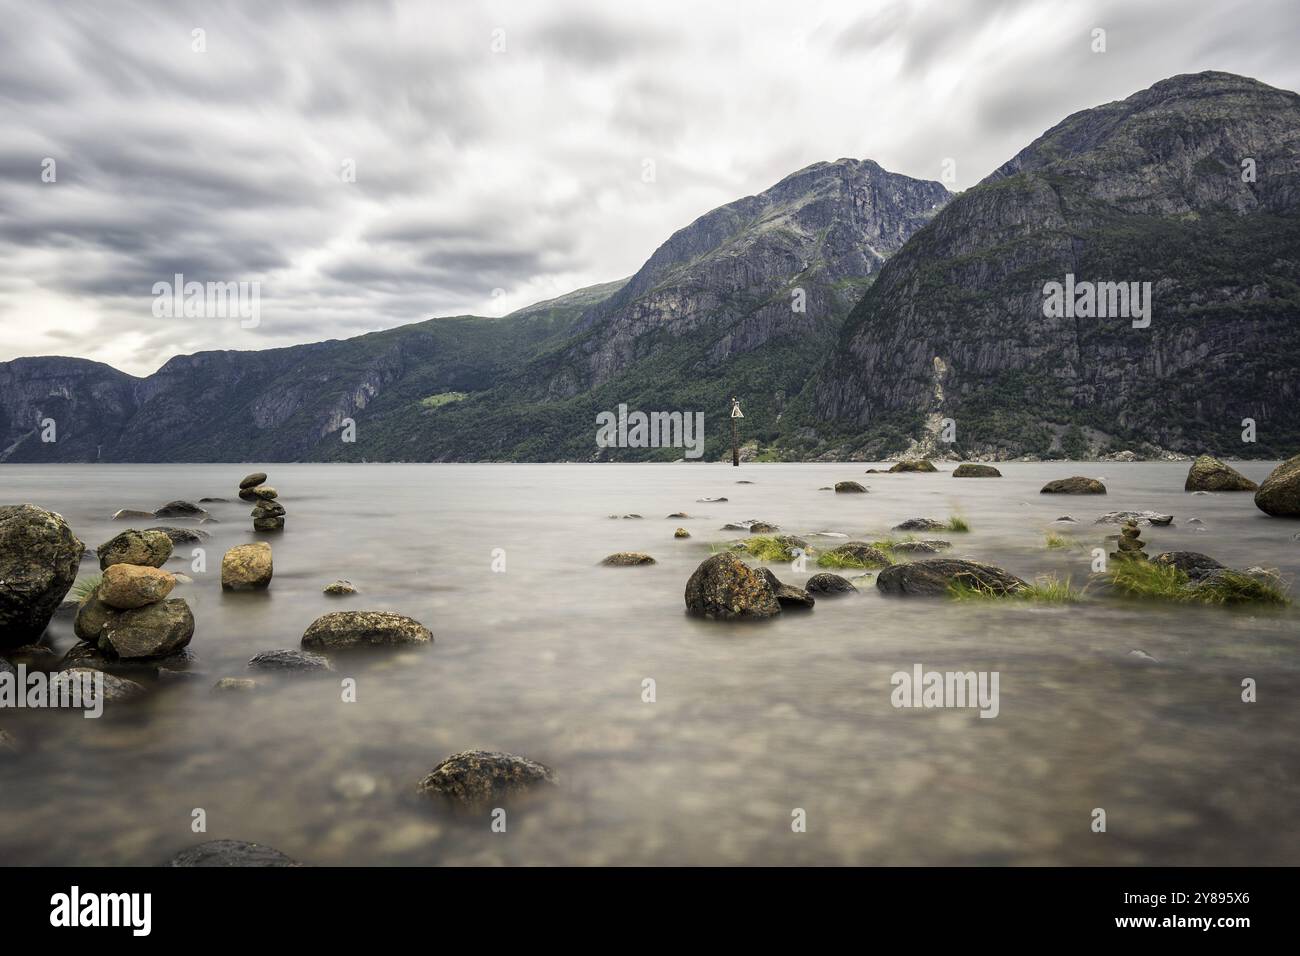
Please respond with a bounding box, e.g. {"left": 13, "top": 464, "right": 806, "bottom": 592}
{"left": 333, "top": 158, "right": 949, "bottom": 461}
{"left": 798, "top": 72, "right": 1300, "bottom": 460}
{"left": 0, "top": 280, "right": 623, "bottom": 462}
{"left": 1, "top": 159, "right": 949, "bottom": 462}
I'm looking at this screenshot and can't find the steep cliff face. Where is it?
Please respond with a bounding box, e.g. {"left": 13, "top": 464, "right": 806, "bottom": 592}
{"left": 544, "top": 158, "right": 950, "bottom": 397}
{"left": 805, "top": 72, "right": 1300, "bottom": 460}
{"left": 0, "top": 357, "right": 139, "bottom": 462}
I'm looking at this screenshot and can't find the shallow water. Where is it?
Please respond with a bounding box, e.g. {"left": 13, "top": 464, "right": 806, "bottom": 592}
{"left": 1, "top": 461, "right": 1298, "bottom": 866}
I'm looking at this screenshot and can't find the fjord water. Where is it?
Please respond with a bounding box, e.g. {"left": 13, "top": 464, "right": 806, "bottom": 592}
{"left": 2, "top": 462, "right": 1297, "bottom": 866}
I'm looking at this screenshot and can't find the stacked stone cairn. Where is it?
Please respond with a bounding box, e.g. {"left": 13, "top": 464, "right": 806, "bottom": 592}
{"left": 75, "top": 529, "right": 195, "bottom": 660}
{"left": 238, "top": 472, "right": 285, "bottom": 532}
{"left": 1111, "top": 519, "right": 1148, "bottom": 562}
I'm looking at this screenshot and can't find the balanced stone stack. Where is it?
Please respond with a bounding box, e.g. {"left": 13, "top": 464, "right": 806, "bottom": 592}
{"left": 238, "top": 471, "right": 285, "bottom": 532}
{"left": 1112, "top": 520, "right": 1148, "bottom": 562}
{"left": 76, "top": 533, "right": 194, "bottom": 660}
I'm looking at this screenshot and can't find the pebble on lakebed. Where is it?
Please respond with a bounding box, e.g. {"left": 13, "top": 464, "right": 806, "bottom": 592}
{"left": 417, "top": 750, "right": 556, "bottom": 808}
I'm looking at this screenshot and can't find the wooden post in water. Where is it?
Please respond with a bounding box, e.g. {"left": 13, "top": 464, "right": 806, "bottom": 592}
{"left": 729, "top": 397, "right": 743, "bottom": 467}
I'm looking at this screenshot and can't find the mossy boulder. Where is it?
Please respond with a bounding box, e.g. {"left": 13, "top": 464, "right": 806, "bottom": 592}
{"left": 601, "top": 552, "right": 656, "bottom": 566}
{"left": 889, "top": 459, "right": 938, "bottom": 473}
{"left": 301, "top": 611, "right": 433, "bottom": 649}
{"left": 1184, "top": 454, "right": 1257, "bottom": 491}
{"left": 684, "top": 552, "right": 781, "bottom": 620}
{"left": 0, "top": 504, "right": 85, "bottom": 649}
{"left": 97, "top": 528, "right": 173, "bottom": 571}
{"left": 876, "top": 559, "right": 1027, "bottom": 597}
{"left": 1040, "top": 476, "right": 1106, "bottom": 494}
{"left": 953, "top": 463, "right": 1002, "bottom": 477}
{"left": 1255, "top": 454, "right": 1300, "bottom": 517}
{"left": 819, "top": 541, "right": 893, "bottom": 569}
{"left": 1152, "top": 551, "right": 1225, "bottom": 580}
{"left": 99, "top": 599, "right": 195, "bottom": 659}
{"left": 417, "top": 750, "right": 556, "bottom": 808}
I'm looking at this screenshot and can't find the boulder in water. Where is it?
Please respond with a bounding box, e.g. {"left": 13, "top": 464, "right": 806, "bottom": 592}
{"left": 953, "top": 463, "right": 1002, "bottom": 477}
{"left": 167, "top": 839, "right": 299, "bottom": 867}
{"left": 1184, "top": 455, "right": 1257, "bottom": 492}
{"left": 417, "top": 750, "right": 556, "bottom": 808}
{"left": 154, "top": 500, "right": 208, "bottom": 519}
{"left": 1040, "top": 477, "right": 1106, "bottom": 494}
{"left": 757, "top": 568, "right": 815, "bottom": 610}
{"left": 112, "top": 509, "right": 156, "bottom": 521}
{"left": 1152, "top": 551, "right": 1226, "bottom": 580}
{"left": 674, "top": 528, "right": 691, "bottom": 539}
{"left": 1255, "top": 454, "right": 1300, "bottom": 517}
{"left": 893, "top": 518, "right": 946, "bottom": 532}
{"left": 99, "top": 599, "right": 195, "bottom": 659}
{"left": 821, "top": 541, "right": 893, "bottom": 569}
{"left": 601, "top": 552, "right": 656, "bottom": 566}
{"left": 301, "top": 611, "right": 433, "bottom": 649}
{"left": 0, "top": 504, "right": 85, "bottom": 649}
{"left": 1095, "top": 511, "right": 1173, "bottom": 526}
{"left": 888, "top": 459, "right": 938, "bottom": 473}
{"left": 683, "top": 552, "right": 781, "bottom": 620}
{"left": 876, "top": 559, "right": 1027, "bottom": 597}
{"left": 834, "top": 481, "right": 867, "bottom": 493}
{"left": 804, "top": 573, "right": 856, "bottom": 595}
{"left": 146, "top": 526, "right": 209, "bottom": 545}
{"left": 97, "top": 529, "right": 173, "bottom": 570}
{"left": 323, "top": 580, "right": 357, "bottom": 595}
{"left": 222, "top": 543, "right": 273, "bottom": 590}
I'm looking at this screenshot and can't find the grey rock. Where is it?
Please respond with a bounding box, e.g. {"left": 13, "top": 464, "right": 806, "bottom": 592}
{"left": 417, "top": 750, "right": 556, "bottom": 808}
{"left": 804, "top": 573, "right": 856, "bottom": 595}
{"left": 97, "top": 528, "right": 173, "bottom": 570}
{"left": 876, "top": 559, "right": 1027, "bottom": 597}
{"left": 0, "top": 504, "right": 85, "bottom": 649}
{"left": 167, "top": 839, "right": 299, "bottom": 867}
{"left": 248, "top": 649, "right": 334, "bottom": 672}
{"left": 301, "top": 611, "right": 433, "bottom": 649}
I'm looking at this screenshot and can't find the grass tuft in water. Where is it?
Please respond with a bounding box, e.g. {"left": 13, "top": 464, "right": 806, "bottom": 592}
{"left": 1107, "top": 559, "right": 1290, "bottom": 606}
{"left": 949, "top": 574, "right": 1082, "bottom": 603}
{"left": 1045, "top": 532, "right": 1070, "bottom": 549}
{"left": 946, "top": 515, "right": 971, "bottom": 533}
{"left": 741, "top": 535, "right": 805, "bottom": 562}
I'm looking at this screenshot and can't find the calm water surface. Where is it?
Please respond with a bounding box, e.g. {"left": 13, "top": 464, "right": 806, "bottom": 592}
{"left": 1, "top": 462, "right": 1297, "bottom": 865}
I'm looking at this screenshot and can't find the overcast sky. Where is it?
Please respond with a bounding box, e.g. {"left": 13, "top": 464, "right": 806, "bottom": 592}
{"left": 2, "top": 0, "right": 1296, "bottom": 376}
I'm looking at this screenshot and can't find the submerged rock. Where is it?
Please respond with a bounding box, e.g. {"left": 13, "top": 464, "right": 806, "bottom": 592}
{"left": 747, "top": 521, "right": 779, "bottom": 533}
{"left": 99, "top": 564, "right": 176, "bottom": 609}
{"left": 97, "top": 529, "right": 173, "bottom": 570}
{"left": 0, "top": 504, "right": 85, "bottom": 649}
{"left": 167, "top": 839, "right": 299, "bottom": 867}
{"left": 323, "top": 580, "right": 357, "bottom": 596}
{"left": 804, "top": 573, "right": 856, "bottom": 595}
{"left": 417, "top": 750, "right": 556, "bottom": 808}
{"left": 696, "top": 496, "right": 728, "bottom": 503}
{"left": 891, "top": 540, "right": 950, "bottom": 554}
{"left": 1041, "top": 476, "right": 1106, "bottom": 495}
{"left": 60, "top": 641, "right": 197, "bottom": 674}
{"left": 667, "top": 512, "right": 689, "bottom": 519}
{"left": 834, "top": 481, "right": 867, "bottom": 493}
{"left": 684, "top": 552, "right": 781, "bottom": 620}
{"left": 674, "top": 528, "right": 691, "bottom": 538}
{"left": 58, "top": 667, "right": 148, "bottom": 704}
{"left": 222, "top": 542, "right": 273, "bottom": 590}
{"left": 154, "top": 500, "right": 208, "bottom": 519}
{"left": 953, "top": 463, "right": 1002, "bottom": 477}
{"left": 213, "top": 677, "right": 261, "bottom": 692}
{"left": 301, "top": 611, "right": 433, "bottom": 649}
{"left": 888, "top": 459, "right": 938, "bottom": 473}
{"left": 1255, "top": 454, "right": 1300, "bottom": 517}
{"left": 893, "top": 518, "right": 946, "bottom": 532}
{"left": 757, "top": 568, "right": 815, "bottom": 610}
{"left": 1152, "top": 551, "right": 1225, "bottom": 580}
{"left": 112, "top": 509, "right": 155, "bottom": 521}
{"left": 146, "top": 526, "right": 210, "bottom": 545}
{"left": 99, "top": 599, "right": 195, "bottom": 660}
{"left": 1095, "top": 511, "right": 1173, "bottom": 526}
{"left": 876, "top": 559, "right": 1027, "bottom": 597}
{"left": 601, "top": 552, "right": 656, "bottom": 566}
{"left": 248, "top": 649, "right": 334, "bottom": 672}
